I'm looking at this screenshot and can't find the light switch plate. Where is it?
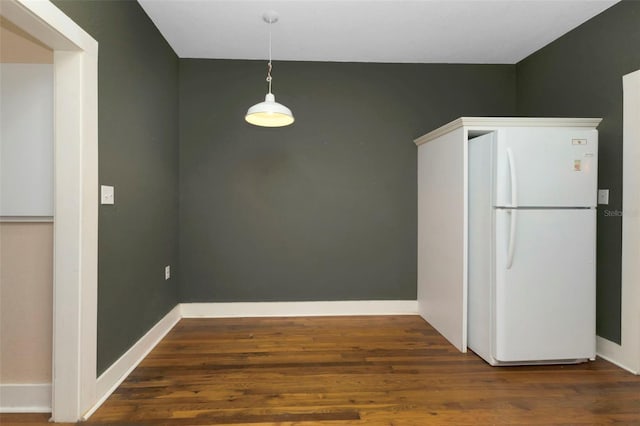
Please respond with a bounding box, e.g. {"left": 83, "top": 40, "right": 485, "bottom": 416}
{"left": 165, "top": 265, "right": 171, "bottom": 280}
{"left": 101, "top": 185, "right": 114, "bottom": 205}
{"left": 598, "top": 189, "right": 609, "bottom": 205}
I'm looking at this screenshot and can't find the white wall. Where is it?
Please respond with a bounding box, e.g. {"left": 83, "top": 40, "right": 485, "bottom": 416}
{"left": 0, "top": 62, "right": 53, "bottom": 217}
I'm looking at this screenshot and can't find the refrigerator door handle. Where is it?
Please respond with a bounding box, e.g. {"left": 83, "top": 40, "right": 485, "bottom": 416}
{"left": 506, "top": 209, "right": 517, "bottom": 269}
{"left": 507, "top": 147, "right": 518, "bottom": 207}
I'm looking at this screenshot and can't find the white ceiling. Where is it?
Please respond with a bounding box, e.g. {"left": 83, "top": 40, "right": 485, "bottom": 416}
{"left": 137, "top": 0, "right": 618, "bottom": 64}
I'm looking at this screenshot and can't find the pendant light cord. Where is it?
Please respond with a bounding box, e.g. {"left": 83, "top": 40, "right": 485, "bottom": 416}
{"left": 266, "top": 24, "right": 273, "bottom": 94}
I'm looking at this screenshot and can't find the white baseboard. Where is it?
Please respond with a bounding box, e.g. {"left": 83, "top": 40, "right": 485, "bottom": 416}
{"left": 596, "top": 335, "right": 639, "bottom": 374}
{"left": 180, "top": 300, "right": 419, "bottom": 318}
{"left": 83, "top": 304, "right": 181, "bottom": 420}
{"left": 0, "top": 383, "right": 51, "bottom": 413}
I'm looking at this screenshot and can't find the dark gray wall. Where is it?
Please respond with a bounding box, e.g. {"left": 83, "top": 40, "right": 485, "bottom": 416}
{"left": 516, "top": 0, "right": 640, "bottom": 344}
{"left": 179, "top": 60, "right": 516, "bottom": 302}
{"left": 52, "top": 0, "right": 180, "bottom": 374}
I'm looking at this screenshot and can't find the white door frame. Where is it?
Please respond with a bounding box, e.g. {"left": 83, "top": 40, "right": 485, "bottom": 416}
{"left": 596, "top": 69, "right": 640, "bottom": 375}
{"left": 0, "top": 0, "right": 98, "bottom": 420}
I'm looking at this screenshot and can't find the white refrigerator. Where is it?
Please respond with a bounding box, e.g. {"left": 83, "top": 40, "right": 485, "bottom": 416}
{"left": 468, "top": 127, "right": 597, "bottom": 365}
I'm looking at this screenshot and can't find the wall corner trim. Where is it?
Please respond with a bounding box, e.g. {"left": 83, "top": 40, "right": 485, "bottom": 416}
{"left": 84, "top": 305, "right": 181, "bottom": 420}
{"left": 179, "top": 300, "right": 419, "bottom": 318}
{"left": 617, "top": 68, "right": 640, "bottom": 376}
{"left": 0, "top": 384, "right": 51, "bottom": 413}
{"left": 596, "top": 336, "right": 639, "bottom": 374}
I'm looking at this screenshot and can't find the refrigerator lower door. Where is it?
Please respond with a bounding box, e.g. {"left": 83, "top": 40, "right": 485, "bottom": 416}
{"left": 494, "top": 208, "right": 596, "bottom": 362}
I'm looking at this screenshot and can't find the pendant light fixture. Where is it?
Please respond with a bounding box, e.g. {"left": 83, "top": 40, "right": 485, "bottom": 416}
{"left": 245, "top": 11, "right": 295, "bottom": 127}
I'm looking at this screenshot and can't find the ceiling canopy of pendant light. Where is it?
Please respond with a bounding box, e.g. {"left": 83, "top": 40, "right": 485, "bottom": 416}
{"left": 245, "top": 11, "right": 294, "bottom": 128}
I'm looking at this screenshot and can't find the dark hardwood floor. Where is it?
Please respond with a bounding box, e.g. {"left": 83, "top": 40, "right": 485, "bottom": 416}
{"left": 3, "top": 315, "right": 640, "bottom": 425}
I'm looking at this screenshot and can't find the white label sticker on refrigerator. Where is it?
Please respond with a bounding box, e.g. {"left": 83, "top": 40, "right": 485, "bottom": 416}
{"left": 572, "top": 139, "right": 588, "bottom": 145}
{"left": 574, "top": 160, "right": 582, "bottom": 171}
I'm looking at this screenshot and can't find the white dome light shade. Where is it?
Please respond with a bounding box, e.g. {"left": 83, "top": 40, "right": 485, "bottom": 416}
{"left": 245, "top": 11, "right": 294, "bottom": 128}
{"left": 245, "top": 93, "right": 294, "bottom": 127}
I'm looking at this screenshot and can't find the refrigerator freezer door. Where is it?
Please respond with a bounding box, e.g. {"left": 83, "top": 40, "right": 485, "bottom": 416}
{"left": 494, "top": 128, "right": 598, "bottom": 208}
{"left": 494, "top": 208, "right": 596, "bottom": 362}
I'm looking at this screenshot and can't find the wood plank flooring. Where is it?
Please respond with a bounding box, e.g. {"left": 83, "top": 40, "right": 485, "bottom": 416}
{"left": 3, "top": 315, "right": 640, "bottom": 425}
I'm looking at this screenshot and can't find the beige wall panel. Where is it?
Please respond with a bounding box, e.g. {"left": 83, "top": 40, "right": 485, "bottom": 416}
{"left": 0, "top": 17, "right": 53, "bottom": 64}
{"left": 0, "top": 222, "right": 53, "bottom": 383}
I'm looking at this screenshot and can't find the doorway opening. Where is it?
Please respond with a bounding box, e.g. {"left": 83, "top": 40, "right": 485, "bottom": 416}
{"left": 0, "top": 0, "right": 98, "bottom": 421}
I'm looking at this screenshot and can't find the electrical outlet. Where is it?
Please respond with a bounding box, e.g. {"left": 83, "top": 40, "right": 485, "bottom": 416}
{"left": 165, "top": 265, "right": 171, "bottom": 280}
{"left": 598, "top": 189, "right": 609, "bottom": 205}
{"left": 100, "top": 185, "right": 114, "bottom": 205}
